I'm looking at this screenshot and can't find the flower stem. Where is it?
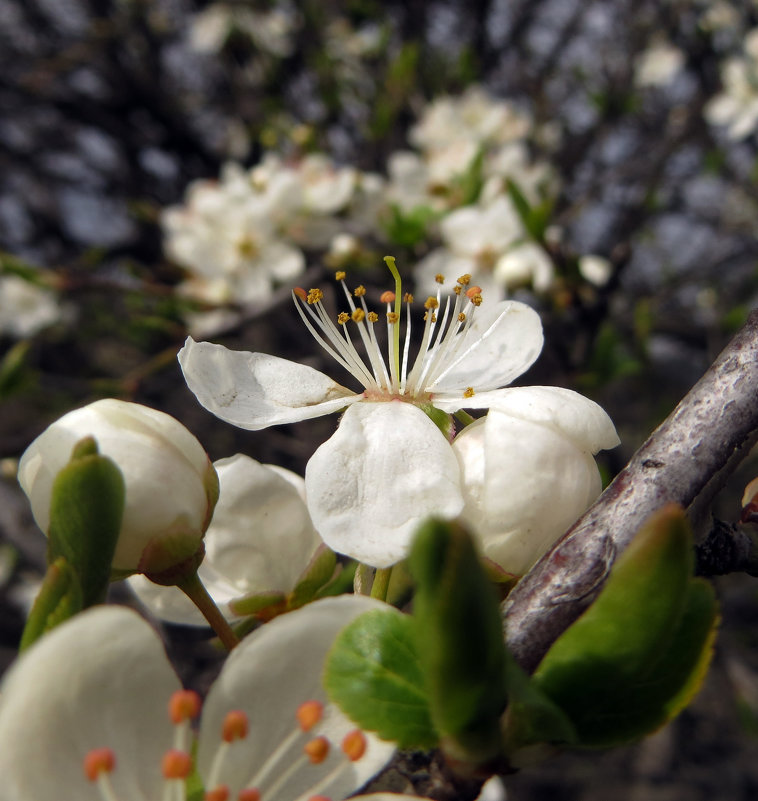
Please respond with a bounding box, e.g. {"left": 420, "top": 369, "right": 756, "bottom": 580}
{"left": 454, "top": 409, "right": 476, "bottom": 427}
{"left": 177, "top": 571, "right": 240, "bottom": 650}
{"left": 370, "top": 567, "right": 393, "bottom": 602}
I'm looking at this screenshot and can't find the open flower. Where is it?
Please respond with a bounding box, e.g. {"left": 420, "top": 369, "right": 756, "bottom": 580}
{"left": 179, "top": 267, "right": 545, "bottom": 567}
{"left": 128, "top": 453, "right": 326, "bottom": 625}
{"left": 0, "top": 598, "right": 402, "bottom": 801}
{"left": 18, "top": 399, "right": 219, "bottom": 578}
{"left": 452, "top": 387, "right": 620, "bottom": 576}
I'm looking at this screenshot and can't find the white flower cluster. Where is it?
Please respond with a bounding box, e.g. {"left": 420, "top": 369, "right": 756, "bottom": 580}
{"left": 0, "top": 274, "right": 66, "bottom": 339}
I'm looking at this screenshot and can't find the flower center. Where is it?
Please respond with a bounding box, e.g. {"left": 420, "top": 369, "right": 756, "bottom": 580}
{"left": 82, "top": 691, "right": 369, "bottom": 801}
{"left": 293, "top": 258, "right": 482, "bottom": 401}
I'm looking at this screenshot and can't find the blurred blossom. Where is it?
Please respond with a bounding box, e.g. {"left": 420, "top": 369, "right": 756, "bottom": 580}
{"left": 578, "top": 254, "right": 613, "bottom": 286}
{"left": 493, "top": 241, "right": 555, "bottom": 293}
{"left": 128, "top": 454, "right": 324, "bottom": 625}
{"left": 0, "top": 275, "right": 64, "bottom": 338}
{"left": 705, "top": 28, "right": 758, "bottom": 138}
{"left": 634, "top": 41, "right": 685, "bottom": 87}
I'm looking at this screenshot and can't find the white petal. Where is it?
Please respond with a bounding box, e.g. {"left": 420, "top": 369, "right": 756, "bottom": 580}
{"left": 129, "top": 454, "right": 323, "bottom": 625}
{"left": 0, "top": 606, "right": 180, "bottom": 801}
{"left": 305, "top": 402, "right": 464, "bottom": 568}
{"left": 453, "top": 410, "right": 603, "bottom": 575}
{"left": 428, "top": 301, "right": 543, "bottom": 395}
{"left": 179, "top": 337, "right": 361, "bottom": 430}
{"left": 197, "top": 596, "right": 397, "bottom": 799}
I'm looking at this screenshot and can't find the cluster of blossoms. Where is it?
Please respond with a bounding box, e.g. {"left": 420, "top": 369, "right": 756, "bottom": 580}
{"left": 162, "top": 85, "right": 613, "bottom": 337}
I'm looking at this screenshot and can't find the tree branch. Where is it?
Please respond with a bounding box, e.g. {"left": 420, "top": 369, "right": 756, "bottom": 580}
{"left": 505, "top": 309, "right": 758, "bottom": 673}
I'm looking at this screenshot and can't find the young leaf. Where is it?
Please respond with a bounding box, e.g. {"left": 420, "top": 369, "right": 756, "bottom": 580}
{"left": 408, "top": 519, "right": 508, "bottom": 767}
{"left": 47, "top": 437, "right": 125, "bottom": 607}
{"left": 532, "top": 505, "right": 718, "bottom": 746}
{"left": 324, "top": 608, "right": 438, "bottom": 749}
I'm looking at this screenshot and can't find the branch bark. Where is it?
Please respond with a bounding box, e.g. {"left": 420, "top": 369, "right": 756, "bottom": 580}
{"left": 504, "top": 309, "right": 758, "bottom": 673}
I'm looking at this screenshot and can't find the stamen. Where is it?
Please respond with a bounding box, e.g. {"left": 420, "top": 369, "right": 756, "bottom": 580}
{"left": 351, "top": 309, "right": 365, "bottom": 323}
{"left": 464, "top": 387, "right": 475, "bottom": 397}
{"left": 353, "top": 285, "right": 366, "bottom": 297}
{"left": 367, "top": 311, "right": 378, "bottom": 323}
{"left": 341, "top": 730, "right": 367, "bottom": 762}
{"left": 162, "top": 750, "right": 192, "bottom": 779}
{"left": 337, "top": 312, "right": 349, "bottom": 324}
{"left": 170, "top": 690, "right": 202, "bottom": 752}
{"left": 223, "top": 711, "right": 249, "bottom": 742}
{"left": 386, "top": 312, "right": 399, "bottom": 324}
{"left": 435, "top": 273, "right": 445, "bottom": 284}
{"left": 380, "top": 291, "right": 395, "bottom": 303}
{"left": 304, "top": 736, "right": 330, "bottom": 764}
{"left": 457, "top": 274, "right": 471, "bottom": 285}
{"left": 204, "top": 788, "right": 230, "bottom": 801}
{"left": 293, "top": 287, "right": 307, "bottom": 301}
{"left": 238, "top": 790, "right": 261, "bottom": 801}
{"left": 296, "top": 700, "right": 323, "bottom": 732}
{"left": 307, "top": 288, "right": 324, "bottom": 304}
{"left": 334, "top": 271, "right": 346, "bottom": 281}
{"left": 403, "top": 292, "right": 414, "bottom": 303}
{"left": 84, "top": 748, "right": 121, "bottom": 801}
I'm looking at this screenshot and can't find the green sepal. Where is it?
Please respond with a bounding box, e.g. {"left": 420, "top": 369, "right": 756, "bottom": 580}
{"left": 288, "top": 545, "right": 337, "bottom": 608}
{"left": 228, "top": 591, "right": 287, "bottom": 619}
{"left": 408, "top": 519, "right": 508, "bottom": 767}
{"left": 533, "top": 505, "right": 718, "bottom": 746}
{"left": 324, "top": 607, "right": 438, "bottom": 749}
{"left": 47, "top": 437, "right": 125, "bottom": 607}
{"left": 20, "top": 557, "right": 83, "bottom": 651}
{"left": 418, "top": 404, "right": 455, "bottom": 440}
{"left": 315, "top": 560, "right": 357, "bottom": 599}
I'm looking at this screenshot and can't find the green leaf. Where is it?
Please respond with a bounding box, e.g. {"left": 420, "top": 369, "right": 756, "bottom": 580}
{"left": 533, "top": 505, "right": 718, "bottom": 746}
{"left": 20, "top": 557, "right": 83, "bottom": 651}
{"left": 408, "top": 519, "right": 508, "bottom": 766}
{"left": 324, "top": 608, "right": 438, "bottom": 749}
{"left": 288, "top": 545, "right": 337, "bottom": 608}
{"left": 47, "top": 437, "right": 125, "bottom": 607}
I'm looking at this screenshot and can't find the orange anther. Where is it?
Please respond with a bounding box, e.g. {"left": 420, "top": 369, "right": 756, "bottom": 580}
{"left": 341, "top": 729, "right": 367, "bottom": 762}
{"left": 380, "top": 291, "right": 395, "bottom": 304}
{"left": 204, "top": 787, "right": 230, "bottom": 801}
{"left": 307, "top": 796, "right": 332, "bottom": 801}
{"left": 293, "top": 287, "right": 307, "bottom": 301}
{"left": 83, "top": 748, "right": 115, "bottom": 781}
{"left": 296, "top": 700, "right": 324, "bottom": 731}
{"left": 465, "top": 286, "right": 482, "bottom": 299}
{"left": 222, "top": 710, "right": 249, "bottom": 742}
{"left": 169, "top": 690, "right": 202, "bottom": 723}
{"left": 237, "top": 790, "right": 261, "bottom": 801}
{"left": 162, "top": 749, "right": 192, "bottom": 779}
{"left": 304, "top": 735, "right": 330, "bottom": 764}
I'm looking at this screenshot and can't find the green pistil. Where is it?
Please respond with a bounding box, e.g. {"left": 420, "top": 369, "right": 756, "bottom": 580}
{"left": 383, "top": 255, "right": 403, "bottom": 381}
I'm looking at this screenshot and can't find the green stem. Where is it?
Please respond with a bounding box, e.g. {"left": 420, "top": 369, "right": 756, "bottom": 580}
{"left": 383, "top": 255, "right": 402, "bottom": 378}
{"left": 370, "top": 567, "right": 393, "bottom": 602}
{"left": 454, "top": 409, "right": 476, "bottom": 428}
{"left": 177, "top": 571, "right": 240, "bottom": 651}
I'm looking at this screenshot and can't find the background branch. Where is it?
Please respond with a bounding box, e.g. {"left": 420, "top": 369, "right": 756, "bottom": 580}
{"left": 504, "top": 309, "right": 758, "bottom": 674}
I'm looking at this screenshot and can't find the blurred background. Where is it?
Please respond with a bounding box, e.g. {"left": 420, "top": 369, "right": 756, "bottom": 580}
{"left": 1, "top": 1, "right": 758, "bottom": 798}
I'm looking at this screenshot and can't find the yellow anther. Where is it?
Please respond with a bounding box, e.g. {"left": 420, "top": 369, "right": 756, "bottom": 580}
{"left": 304, "top": 736, "right": 330, "bottom": 764}
{"left": 337, "top": 312, "right": 350, "bottom": 325}
{"left": 354, "top": 285, "right": 367, "bottom": 297}
{"left": 453, "top": 285, "right": 462, "bottom": 295}
{"left": 307, "top": 288, "right": 324, "bottom": 304}
{"left": 435, "top": 273, "right": 445, "bottom": 284}
{"left": 423, "top": 312, "right": 437, "bottom": 322}
{"left": 387, "top": 311, "right": 399, "bottom": 324}
{"left": 458, "top": 312, "right": 466, "bottom": 322}
{"left": 457, "top": 274, "right": 471, "bottom": 285}
{"left": 296, "top": 700, "right": 324, "bottom": 732}
{"left": 335, "top": 271, "right": 346, "bottom": 281}
{"left": 351, "top": 309, "right": 365, "bottom": 323}
{"left": 403, "top": 292, "right": 414, "bottom": 303}
{"left": 470, "top": 294, "right": 483, "bottom": 306}
{"left": 237, "top": 236, "right": 258, "bottom": 258}
{"left": 380, "top": 290, "right": 396, "bottom": 303}
{"left": 464, "top": 387, "right": 475, "bottom": 398}
{"left": 368, "top": 311, "right": 379, "bottom": 323}
{"left": 424, "top": 297, "right": 439, "bottom": 310}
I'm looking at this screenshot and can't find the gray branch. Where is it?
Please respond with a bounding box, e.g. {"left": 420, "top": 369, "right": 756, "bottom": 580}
{"left": 504, "top": 309, "right": 758, "bottom": 674}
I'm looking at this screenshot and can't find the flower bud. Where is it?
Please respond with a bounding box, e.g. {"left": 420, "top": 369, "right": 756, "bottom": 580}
{"left": 18, "top": 399, "right": 219, "bottom": 578}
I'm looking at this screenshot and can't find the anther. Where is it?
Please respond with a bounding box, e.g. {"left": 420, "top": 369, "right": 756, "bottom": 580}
{"left": 222, "top": 710, "right": 249, "bottom": 742}
{"left": 380, "top": 290, "right": 395, "bottom": 303}
{"left": 458, "top": 312, "right": 466, "bottom": 322}
{"left": 367, "top": 311, "right": 379, "bottom": 323}
{"left": 457, "top": 274, "right": 471, "bottom": 285}
{"left": 465, "top": 286, "right": 482, "bottom": 299}
{"left": 169, "top": 690, "right": 201, "bottom": 724}
{"left": 337, "top": 312, "right": 349, "bottom": 325}
{"left": 435, "top": 273, "right": 445, "bottom": 284}
{"left": 470, "top": 294, "right": 483, "bottom": 306}
{"left": 354, "top": 285, "right": 366, "bottom": 297}
{"left": 296, "top": 700, "right": 324, "bottom": 731}
{"left": 238, "top": 790, "right": 261, "bottom": 801}
{"left": 403, "top": 292, "right": 414, "bottom": 303}
{"left": 424, "top": 297, "right": 439, "bottom": 310}
{"left": 307, "top": 797, "right": 332, "bottom": 801}
{"left": 307, "top": 288, "right": 324, "bottom": 304}
{"left": 351, "top": 309, "right": 365, "bottom": 323}
{"left": 84, "top": 748, "right": 116, "bottom": 781}
{"left": 334, "top": 271, "right": 346, "bottom": 281}
{"left": 162, "top": 749, "right": 192, "bottom": 779}
{"left": 304, "top": 736, "right": 330, "bottom": 764}
{"left": 341, "top": 730, "right": 367, "bottom": 762}
{"left": 204, "top": 787, "right": 230, "bottom": 801}
{"left": 464, "top": 387, "right": 475, "bottom": 398}
{"left": 387, "top": 311, "right": 399, "bottom": 324}
{"left": 293, "top": 287, "right": 307, "bottom": 301}
{"left": 454, "top": 285, "right": 462, "bottom": 295}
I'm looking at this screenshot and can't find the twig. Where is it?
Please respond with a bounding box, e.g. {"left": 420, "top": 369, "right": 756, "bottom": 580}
{"left": 504, "top": 309, "right": 758, "bottom": 673}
